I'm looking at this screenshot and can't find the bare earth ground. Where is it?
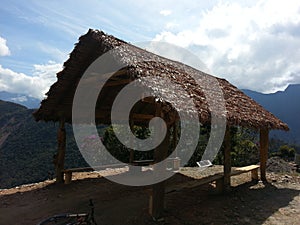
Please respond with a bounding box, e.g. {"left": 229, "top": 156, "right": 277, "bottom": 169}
{"left": 0, "top": 167, "right": 299, "bottom": 225}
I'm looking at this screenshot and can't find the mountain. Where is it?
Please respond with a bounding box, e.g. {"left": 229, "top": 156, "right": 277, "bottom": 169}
{"left": 0, "top": 100, "right": 87, "bottom": 189}
{"left": 0, "top": 91, "right": 41, "bottom": 109}
{"left": 0, "top": 99, "right": 27, "bottom": 115}
{"left": 242, "top": 84, "right": 300, "bottom": 144}
{"left": 0, "top": 100, "right": 28, "bottom": 147}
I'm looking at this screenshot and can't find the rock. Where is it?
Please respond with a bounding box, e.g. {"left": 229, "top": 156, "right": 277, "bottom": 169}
{"left": 267, "top": 157, "right": 294, "bottom": 173}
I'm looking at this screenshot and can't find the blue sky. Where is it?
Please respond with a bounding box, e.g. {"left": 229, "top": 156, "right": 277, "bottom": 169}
{"left": 1, "top": 0, "right": 300, "bottom": 99}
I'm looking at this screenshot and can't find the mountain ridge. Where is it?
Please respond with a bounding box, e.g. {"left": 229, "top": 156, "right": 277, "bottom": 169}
{"left": 242, "top": 84, "right": 300, "bottom": 144}
{"left": 0, "top": 91, "right": 40, "bottom": 109}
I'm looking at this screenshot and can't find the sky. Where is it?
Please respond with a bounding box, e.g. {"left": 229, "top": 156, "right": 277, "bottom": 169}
{"left": 1, "top": 0, "right": 300, "bottom": 99}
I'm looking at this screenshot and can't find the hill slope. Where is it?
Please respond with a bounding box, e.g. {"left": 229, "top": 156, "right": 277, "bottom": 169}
{"left": 0, "top": 101, "right": 87, "bottom": 189}
{"left": 242, "top": 84, "right": 300, "bottom": 144}
{"left": 0, "top": 100, "right": 28, "bottom": 147}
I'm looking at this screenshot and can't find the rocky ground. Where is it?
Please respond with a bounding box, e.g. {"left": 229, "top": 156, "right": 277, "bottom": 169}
{"left": 0, "top": 157, "right": 299, "bottom": 225}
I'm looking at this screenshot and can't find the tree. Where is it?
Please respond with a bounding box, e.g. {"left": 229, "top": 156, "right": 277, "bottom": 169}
{"left": 279, "top": 145, "right": 295, "bottom": 159}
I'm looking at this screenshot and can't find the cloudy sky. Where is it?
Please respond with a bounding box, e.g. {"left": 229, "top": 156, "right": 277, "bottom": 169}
{"left": 1, "top": 0, "right": 300, "bottom": 99}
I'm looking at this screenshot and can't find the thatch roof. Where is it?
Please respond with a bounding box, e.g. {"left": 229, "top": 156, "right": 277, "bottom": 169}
{"left": 33, "top": 29, "right": 288, "bottom": 131}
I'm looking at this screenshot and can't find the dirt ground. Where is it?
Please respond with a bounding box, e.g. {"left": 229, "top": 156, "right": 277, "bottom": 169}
{"left": 1, "top": 167, "right": 300, "bottom": 225}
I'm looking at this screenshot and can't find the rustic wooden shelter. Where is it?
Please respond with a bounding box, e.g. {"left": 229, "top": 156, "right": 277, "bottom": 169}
{"left": 33, "top": 29, "right": 288, "bottom": 219}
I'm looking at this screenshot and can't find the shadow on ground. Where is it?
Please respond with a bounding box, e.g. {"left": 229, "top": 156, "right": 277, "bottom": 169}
{"left": 164, "top": 180, "right": 300, "bottom": 225}
{"left": 0, "top": 173, "right": 299, "bottom": 225}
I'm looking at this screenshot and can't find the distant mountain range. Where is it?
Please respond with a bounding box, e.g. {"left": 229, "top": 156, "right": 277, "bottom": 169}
{"left": 0, "top": 91, "right": 40, "bottom": 109}
{"left": 242, "top": 84, "right": 300, "bottom": 144}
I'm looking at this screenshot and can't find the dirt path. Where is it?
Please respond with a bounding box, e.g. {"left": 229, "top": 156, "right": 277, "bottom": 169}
{"left": 0, "top": 170, "right": 299, "bottom": 225}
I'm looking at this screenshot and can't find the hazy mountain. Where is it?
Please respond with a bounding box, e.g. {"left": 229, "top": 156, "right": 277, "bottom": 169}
{"left": 242, "top": 84, "right": 300, "bottom": 144}
{"left": 0, "top": 91, "right": 40, "bottom": 109}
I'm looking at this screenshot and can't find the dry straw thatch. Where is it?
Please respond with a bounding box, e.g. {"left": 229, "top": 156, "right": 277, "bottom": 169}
{"left": 33, "top": 29, "right": 288, "bottom": 131}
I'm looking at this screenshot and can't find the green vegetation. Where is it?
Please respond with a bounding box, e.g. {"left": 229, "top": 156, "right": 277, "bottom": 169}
{"left": 187, "top": 126, "right": 259, "bottom": 167}
{"left": 188, "top": 126, "right": 299, "bottom": 167}
{"left": 86, "top": 125, "right": 153, "bottom": 163}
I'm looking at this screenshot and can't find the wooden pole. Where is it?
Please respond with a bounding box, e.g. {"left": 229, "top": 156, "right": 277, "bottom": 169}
{"left": 223, "top": 126, "right": 231, "bottom": 192}
{"left": 150, "top": 104, "right": 169, "bottom": 220}
{"left": 55, "top": 118, "right": 66, "bottom": 183}
{"left": 129, "top": 121, "right": 134, "bottom": 163}
{"left": 174, "top": 121, "right": 178, "bottom": 157}
{"left": 259, "top": 128, "right": 269, "bottom": 181}
{"left": 172, "top": 120, "right": 181, "bottom": 170}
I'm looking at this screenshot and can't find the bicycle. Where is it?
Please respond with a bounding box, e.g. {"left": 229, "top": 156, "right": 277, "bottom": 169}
{"left": 37, "top": 199, "right": 98, "bottom": 225}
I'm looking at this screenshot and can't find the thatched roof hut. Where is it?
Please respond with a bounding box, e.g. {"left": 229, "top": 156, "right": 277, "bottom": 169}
{"left": 33, "top": 29, "right": 287, "bottom": 131}
{"left": 33, "top": 29, "right": 288, "bottom": 219}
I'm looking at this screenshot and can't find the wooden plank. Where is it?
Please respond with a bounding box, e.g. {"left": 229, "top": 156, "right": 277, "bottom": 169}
{"left": 63, "top": 167, "right": 94, "bottom": 173}
{"left": 260, "top": 128, "right": 269, "bottom": 181}
{"left": 62, "top": 163, "right": 125, "bottom": 173}
{"left": 166, "top": 165, "right": 259, "bottom": 193}
{"left": 62, "top": 163, "right": 126, "bottom": 184}
{"left": 55, "top": 119, "right": 66, "bottom": 183}
{"left": 166, "top": 173, "right": 224, "bottom": 193}
{"left": 132, "top": 160, "right": 155, "bottom": 166}
{"left": 223, "top": 127, "right": 231, "bottom": 192}
{"left": 231, "top": 165, "right": 260, "bottom": 176}
{"left": 235, "top": 164, "right": 259, "bottom": 171}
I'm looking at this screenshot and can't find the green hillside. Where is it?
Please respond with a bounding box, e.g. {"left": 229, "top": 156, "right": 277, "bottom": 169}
{"left": 0, "top": 101, "right": 87, "bottom": 188}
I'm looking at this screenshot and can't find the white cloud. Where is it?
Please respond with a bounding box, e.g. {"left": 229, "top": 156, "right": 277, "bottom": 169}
{"left": 160, "top": 10, "right": 172, "bottom": 16}
{"left": 0, "top": 62, "right": 62, "bottom": 99}
{"left": 165, "top": 22, "right": 178, "bottom": 29}
{"left": 0, "top": 36, "right": 10, "bottom": 56}
{"left": 137, "top": 41, "right": 210, "bottom": 73}
{"left": 11, "top": 96, "right": 28, "bottom": 102}
{"left": 154, "top": 0, "right": 300, "bottom": 93}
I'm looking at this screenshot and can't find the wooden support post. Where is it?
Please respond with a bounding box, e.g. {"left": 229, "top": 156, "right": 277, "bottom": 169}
{"left": 64, "top": 171, "right": 72, "bottom": 184}
{"left": 150, "top": 105, "right": 169, "bottom": 220}
{"left": 216, "top": 178, "right": 224, "bottom": 193}
{"left": 129, "top": 149, "right": 134, "bottom": 163}
{"left": 173, "top": 121, "right": 180, "bottom": 170}
{"left": 150, "top": 181, "right": 165, "bottom": 219}
{"left": 173, "top": 121, "right": 178, "bottom": 156}
{"left": 223, "top": 126, "right": 231, "bottom": 192}
{"left": 55, "top": 119, "right": 66, "bottom": 183}
{"left": 251, "top": 168, "right": 259, "bottom": 181}
{"left": 129, "top": 121, "right": 134, "bottom": 164}
{"left": 259, "top": 128, "right": 269, "bottom": 181}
